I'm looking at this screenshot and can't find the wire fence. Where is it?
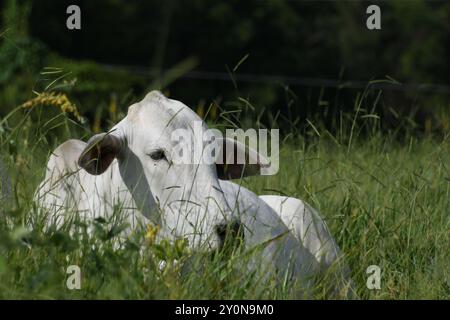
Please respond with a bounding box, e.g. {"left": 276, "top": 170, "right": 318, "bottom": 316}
{"left": 100, "top": 63, "right": 450, "bottom": 94}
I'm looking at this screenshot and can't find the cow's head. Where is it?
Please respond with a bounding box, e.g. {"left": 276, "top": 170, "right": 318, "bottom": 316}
{"left": 78, "top": 91, "right": 264, "bottom": 250}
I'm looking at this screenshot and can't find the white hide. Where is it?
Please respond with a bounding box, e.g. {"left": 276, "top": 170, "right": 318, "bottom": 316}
{"left": 35, "top": 90, "right": 352, "bottom": 294}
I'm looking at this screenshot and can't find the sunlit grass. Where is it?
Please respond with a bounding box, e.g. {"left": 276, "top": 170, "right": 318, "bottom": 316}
{"left": 0, "top": 96, "right": 449, "bottom": 299}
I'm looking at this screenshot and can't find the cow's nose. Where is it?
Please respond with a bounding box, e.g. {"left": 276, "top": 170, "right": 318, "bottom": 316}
{"left": 215, "top": 220, "right": 244, "bottom": 250}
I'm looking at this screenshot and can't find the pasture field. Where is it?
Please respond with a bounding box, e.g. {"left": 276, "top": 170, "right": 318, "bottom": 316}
{"left": 0, "top": 98, "right": 449, "bottom": 300}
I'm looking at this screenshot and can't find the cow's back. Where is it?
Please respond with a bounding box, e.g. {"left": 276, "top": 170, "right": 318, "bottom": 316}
{"left": 34, "top": 139, "right": 142, "bottom": 230}
{"left": 259, "top": 195, "right": 355, "bottom": 297}
{"left": 258, "top": 195, "right": 340, "bottom": 269}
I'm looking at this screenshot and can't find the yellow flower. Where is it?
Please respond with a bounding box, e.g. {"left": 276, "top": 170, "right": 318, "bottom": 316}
{"left": 21, "top": 91, "right": 84, "bottom": 123}
{"left": 145, "top": 224, "right": 160, "bottom": 244}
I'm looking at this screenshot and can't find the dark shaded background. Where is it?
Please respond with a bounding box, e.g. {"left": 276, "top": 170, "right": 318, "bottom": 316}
{"left": 1, "top": 0, "right": 450, "bottom": 134}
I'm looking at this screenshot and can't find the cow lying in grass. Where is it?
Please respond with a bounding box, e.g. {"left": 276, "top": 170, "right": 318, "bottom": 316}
{"left": 35, "top": 91, "right": 353, "bottom": 297}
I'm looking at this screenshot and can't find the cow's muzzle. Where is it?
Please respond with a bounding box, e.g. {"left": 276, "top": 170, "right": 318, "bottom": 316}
{"left": 215, "top": 220, "right": 245, "bottom": 252}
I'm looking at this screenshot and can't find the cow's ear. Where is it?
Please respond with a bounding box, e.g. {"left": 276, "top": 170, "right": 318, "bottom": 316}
{"left": 78, "top": 133, "right": 123, "bottom": 175}
{"left": 215, "top": 137, "right": 267, "bottom": 180}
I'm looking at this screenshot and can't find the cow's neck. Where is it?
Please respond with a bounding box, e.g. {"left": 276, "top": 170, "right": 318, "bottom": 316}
{"left": 115, "top": 150, "right": 160, "bottom": 225}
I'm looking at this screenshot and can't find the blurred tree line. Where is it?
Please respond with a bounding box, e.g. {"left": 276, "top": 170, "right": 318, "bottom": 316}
{"left": 1, "top": 0, "right": 450, "bottom": 135}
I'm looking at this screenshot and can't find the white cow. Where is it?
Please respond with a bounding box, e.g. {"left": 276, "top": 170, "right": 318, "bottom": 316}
{"left": 35, "top": 91, "right": 353, "bottom": 296}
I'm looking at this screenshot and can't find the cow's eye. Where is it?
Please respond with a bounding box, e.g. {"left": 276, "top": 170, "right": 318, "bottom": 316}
{"left": 148, "top": 149, "right": 166, "bottom": 161}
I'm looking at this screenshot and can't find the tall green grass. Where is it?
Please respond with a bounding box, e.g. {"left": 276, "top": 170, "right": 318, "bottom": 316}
{"left": 0, "top": 91, "right": 449, "bottom": 299}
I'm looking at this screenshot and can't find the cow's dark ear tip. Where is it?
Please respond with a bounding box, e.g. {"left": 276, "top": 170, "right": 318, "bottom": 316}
{"left": 78, "top": 153, "right": 100, "bottom": 175}
{"left": 77, "top": 152, "right": 88, "bottom": 168}
{"left": 77, "top": 133, "right": 122, "bottom": 175}
{"left": 78, "top": 150, "right": 108, "bottom": 176}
